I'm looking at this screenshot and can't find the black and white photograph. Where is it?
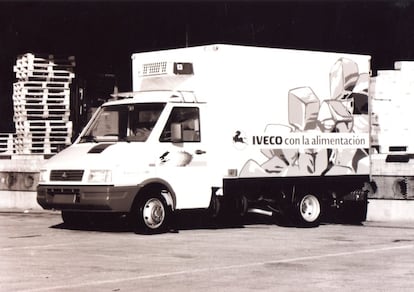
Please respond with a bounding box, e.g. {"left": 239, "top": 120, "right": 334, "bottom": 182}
{"left": 1, "top": 1, "right": 414, "bottom": 291}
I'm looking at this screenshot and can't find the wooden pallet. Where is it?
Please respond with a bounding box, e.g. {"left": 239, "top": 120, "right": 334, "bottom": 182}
{"left": 15, "top": 60, "right": 75, "bottom": 72}
{"left": 14, "top": 119, "right": 72, "bottom": 126}
{"left": 15, "top": 135, "right": 71, "bottom": 144}
{"left": 13, "top": 90, "right": 70, "bottom": 99}
{"left": 14, "top": 65, "right": 74, "bottom": 75}
{"left": 13, "top": 96, "right": 70, "bottom": 106}
{"left": 15, "top": 64, "right": 75, "bottom": 74}
{"left": 14, "top": 103, "right": 70, "bottom": 111}
{"left": 14, "top": 120, "right": 72, "bottom": 132}
{"left": 17, "top": 137, "right": 71, "bottom": 146}
{"left": 13, "top": 89, "right": 70, "bottom": 97}
{"left": 13, "top": 112, "right": 71, "bottom": 121}
{"left": 13, "top": 91, "right": 70, "bottom": 102}
{"left": 14, "top": 108, "right": 70, "bottom": 118}
{"left": 14, "top": 145, "right": 56, "bottom": 155}
{"left": 14, "top": 138, "right": 71, "bottom": 154}
{"left": 17, "top": 53, "right": 76, "bottom": 67}
{"left": 17, "top": 76, "right": 74, "bottom": 83}
{"left": 14, "top": 103, "right": 70, "bottom": 112}
{"left": 15, "top": 70, "right": 75, "bottom": 82}
{"left": 0, "top": 133, "right": 15, "bottom": 154}
{"left": 15, "top": 133, "right": 72, "bottom": 142}
{"left": 14, "top": 81, "right": 71, "bottom": 90}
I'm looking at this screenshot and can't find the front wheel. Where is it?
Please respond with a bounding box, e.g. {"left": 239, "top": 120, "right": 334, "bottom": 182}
{"left": 294, "top": 194, "right": 322, "bottom": 227}
{"left": 61, "top": 211, "right": 86, "bottom": 227}
{"left": 132, "top": 194, "right": 171, "bottom": 234}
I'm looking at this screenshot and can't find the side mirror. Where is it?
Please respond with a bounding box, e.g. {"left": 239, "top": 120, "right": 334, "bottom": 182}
{"left": 171, "top": 123, "right": 183, "bottom": 143}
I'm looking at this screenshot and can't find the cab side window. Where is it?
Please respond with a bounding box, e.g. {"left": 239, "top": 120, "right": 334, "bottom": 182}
{"left": 160, "top": 107, "right": 200, "bottom": 142}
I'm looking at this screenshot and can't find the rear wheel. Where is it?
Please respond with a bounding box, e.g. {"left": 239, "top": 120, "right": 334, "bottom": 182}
{"left": 294, "top": 194, "right": 322, "bottom": 227}
{"left": 337, "top": 201, "right": 368, "bottom": 224}
{"left": 132, "top": 193, "right": 171, "bottom": 234}
{"left": 207, "top": 195, "right": 221, "bottom": 219}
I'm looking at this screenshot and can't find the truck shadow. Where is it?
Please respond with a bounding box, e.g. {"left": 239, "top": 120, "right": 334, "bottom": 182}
{"left": 50, "top": 210, "right": 288, "bottom": 233}
{"left": 50, "top": 210, "right": 363, "bottom": 233}
{"left": 51, "top": 214, "right": 132, "bottom": 233}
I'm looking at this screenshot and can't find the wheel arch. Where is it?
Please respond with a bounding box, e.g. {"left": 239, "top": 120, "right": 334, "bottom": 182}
{"left": 131, "top": 178, "right": 177, "bottom": 212}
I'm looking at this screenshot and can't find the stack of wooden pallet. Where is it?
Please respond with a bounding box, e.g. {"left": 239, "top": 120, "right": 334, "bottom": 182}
{"left": 12, "top": 53, "right": 75, "bottom": 154}
{"left": 0, "top": 133, "right": 15, "bottom": 155}
{"left": 371, "top": 61, "right": 414, "bottom": 154}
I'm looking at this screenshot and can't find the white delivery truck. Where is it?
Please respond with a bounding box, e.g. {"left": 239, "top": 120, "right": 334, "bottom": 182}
{"left": 37, "top": 44, "right": 372, "bottom": 233}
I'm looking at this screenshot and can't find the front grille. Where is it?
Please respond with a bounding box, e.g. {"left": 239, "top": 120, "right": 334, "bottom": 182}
{"left": 47, "top": 188, "right": 80, "bottom": 195}
{"left": 50, "top": 170, "right": 84, "bottom": 181}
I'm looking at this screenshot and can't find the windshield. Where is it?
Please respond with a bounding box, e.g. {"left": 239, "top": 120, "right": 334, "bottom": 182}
{"left": 80, "top": 103, "right": 166, "bottom": 143}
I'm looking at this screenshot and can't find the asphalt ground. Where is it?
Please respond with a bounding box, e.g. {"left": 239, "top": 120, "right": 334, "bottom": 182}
{"left": 1, "top": 210, "right": 414, "bottom": 292}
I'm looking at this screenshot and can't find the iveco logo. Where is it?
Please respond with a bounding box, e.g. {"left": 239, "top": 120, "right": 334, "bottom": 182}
{"left": 61, "top": 172, "right": 68, "bottom": 179}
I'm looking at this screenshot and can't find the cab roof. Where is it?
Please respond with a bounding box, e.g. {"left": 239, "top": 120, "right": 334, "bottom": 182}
{"left": 104, "top": 90, "right": 198, "bottom": 106}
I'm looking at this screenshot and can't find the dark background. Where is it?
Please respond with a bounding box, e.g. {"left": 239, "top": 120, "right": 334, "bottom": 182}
{"left": 1, "top": 0, "right": 413, "bottom": 133}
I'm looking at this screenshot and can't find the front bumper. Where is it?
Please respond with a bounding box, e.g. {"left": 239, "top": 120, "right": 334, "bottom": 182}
{"left": 37, "top": 184, "right": 141, "bottom": 212}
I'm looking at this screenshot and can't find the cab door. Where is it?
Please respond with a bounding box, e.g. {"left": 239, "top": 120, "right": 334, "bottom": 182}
{"left": 155, "top": 104, "right": 211, "bottom": 209}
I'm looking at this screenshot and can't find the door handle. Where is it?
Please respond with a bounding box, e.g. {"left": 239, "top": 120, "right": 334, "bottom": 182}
{"left": 195, "top": 149, "right": 206, "bottom": 155}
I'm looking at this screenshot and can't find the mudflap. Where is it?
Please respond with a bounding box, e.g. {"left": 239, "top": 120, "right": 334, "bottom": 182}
{"left": 329, "top": 189, "right": 368, "bottom": 224}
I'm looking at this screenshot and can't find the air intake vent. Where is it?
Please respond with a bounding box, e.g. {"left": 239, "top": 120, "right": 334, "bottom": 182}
{"left": 88, "top": 143, "right": 113, "bottom": 154}
{"left": 142, "top": 62, "right": 168, "bottom": 76}
{"left": 389, "top": 146, "right": 407, "bottom": 152}
{"left": 50, "top": 170, "right": 84, "bottom": 181}
{"left": 139, "top": 62, "right": 193, "bottom": 77}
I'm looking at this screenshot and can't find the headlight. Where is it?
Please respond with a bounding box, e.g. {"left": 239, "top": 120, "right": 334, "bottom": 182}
{"left": 88, "top": 170, "right": 112, "bottom": 183}
{"left": 39, "top": 169, "right": 48, "bottom": 183}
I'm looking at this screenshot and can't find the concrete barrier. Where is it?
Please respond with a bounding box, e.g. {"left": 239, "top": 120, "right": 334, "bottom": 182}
{"left": 0, "top": 191, "right": 42, "bottom": 210}
{"left": 0, "top": 155, "right": 44, "bottom": 192}
{"left": 0, "top": 172, "right": 39, "bottom": 191}
{"left": 367, "top": 199, "right": 414, "bottom": 222}
{"left": 0, "top": 155, "right": 44, "bottom": 210}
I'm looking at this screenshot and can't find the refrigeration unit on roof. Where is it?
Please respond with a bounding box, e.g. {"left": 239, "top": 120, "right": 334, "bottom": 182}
{"left": 135, "top": 62, "right": 195, "bottom": 92}
{"left": 138, "top": 62, "right": 194, "bottom": 77}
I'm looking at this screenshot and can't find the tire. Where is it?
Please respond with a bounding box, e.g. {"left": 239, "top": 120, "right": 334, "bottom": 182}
{"left": 353, "top": 201, "right": 368, "bottom": 223}
{"left": 294, "top": 194, "right": 322, "bottom": 227}
{"left": 218, "top": 196, "right": 246, "bottom": 226}
{"left": 208, "top": 195, "right": 221, "bottom": 219}
{"left": 338, "top": 201, "right": 367, "bottom": 224}
{"left": 61, "top": 211, "right": 85, "bottom": 227}
{"left": 132, "top": 194, "right": 171, "bottom": 234}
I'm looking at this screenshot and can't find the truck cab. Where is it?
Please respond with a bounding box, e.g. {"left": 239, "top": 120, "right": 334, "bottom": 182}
{"left": 37, "top": 89, "right": 212, "bottom": 233}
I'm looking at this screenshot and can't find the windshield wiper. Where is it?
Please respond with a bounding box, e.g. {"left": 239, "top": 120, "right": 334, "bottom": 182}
{"left": 80, "top": 135, "right": 98, "bottom": 143}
